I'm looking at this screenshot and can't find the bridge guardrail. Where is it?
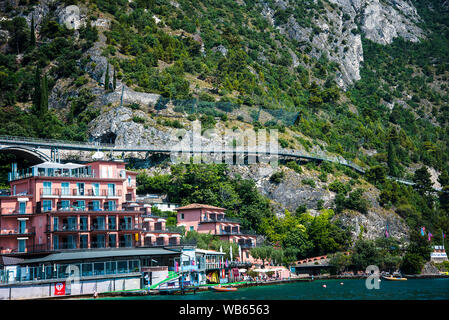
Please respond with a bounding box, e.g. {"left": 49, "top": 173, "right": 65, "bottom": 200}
{"left": 1, "top": 134, "right": 423, "bottom": 187}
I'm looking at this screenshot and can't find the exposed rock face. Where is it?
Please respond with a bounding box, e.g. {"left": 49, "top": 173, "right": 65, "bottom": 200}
{"left": 228, "top": 162, "right": 409, "bottom": 241}
{"left": 263, "top": 0, "right": 424, "bottom": 88}
{"left": 421, "top": 261, "right": 440, "bottom": 275}
{"left": 88, "top": 106, "right": 174, "bottom": 145}
{"left": 228, "top": 164, "right": 334, "bottom": 214}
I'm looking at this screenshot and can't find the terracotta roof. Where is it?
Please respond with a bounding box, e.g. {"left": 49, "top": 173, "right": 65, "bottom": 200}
{"left": 176, "top": 203, "right": 226, "bottom": 211}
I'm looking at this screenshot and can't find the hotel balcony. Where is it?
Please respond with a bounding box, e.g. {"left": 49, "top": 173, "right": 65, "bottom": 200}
{"left": 0, "top": 227, "right": 35, "bottom": 237}
{"left": 0, "top": 210, "right": 33, "bottom": 217}
{"left": 200, "top": 216, "right": 241, "bottom": 224}
{"left": 217, "top": 229, "right": 257, "bottom": 236}
{"left": 142, "top": 225, "right": 185, "bottom": 234}
{"left": 48, "top": 224, "right": 141, "bottom": 233}
{"left": 40, "top": 188, "right": 122, "bottom": 198}
{"left": 9, "top": 168, "right": 100, "bottom": 182}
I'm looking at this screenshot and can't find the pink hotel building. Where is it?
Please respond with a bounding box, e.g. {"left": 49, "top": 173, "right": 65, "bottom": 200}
{"left": 0, "top": 160, "right": 181, "bottom": 255}
{"left": 176, "top": 204, "right": 258, "bottom": 261}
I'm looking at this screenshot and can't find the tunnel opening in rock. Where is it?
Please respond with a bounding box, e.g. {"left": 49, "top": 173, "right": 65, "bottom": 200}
{"left": 99, "top": 132, "right": 117, "bottom": 144}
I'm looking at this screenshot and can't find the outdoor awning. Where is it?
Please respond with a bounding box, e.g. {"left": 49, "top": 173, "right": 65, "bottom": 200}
{"left": 171, "top": 234, "right": 181, "bottom": 238}
{"left": 145, "top": 234, "right": 155, "bottom": 237}
{"left": 238, "top": 268, "right": 247, "bottom": 272}
{"left": 17, "top": 198, "right": 29, "bottom": 202}
{"left": 158, "top": 234, "right": 169, "bottom": 237}
{"left": 32, "top": 162, "right": 85, "bottom": 169}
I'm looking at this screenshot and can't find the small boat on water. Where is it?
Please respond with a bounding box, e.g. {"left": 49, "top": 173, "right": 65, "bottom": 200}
{"left": 382, "top": 272, "right": 407, "bottom": 281}
{"left": 210, "top": 285, "right": 238, "bottom": 292}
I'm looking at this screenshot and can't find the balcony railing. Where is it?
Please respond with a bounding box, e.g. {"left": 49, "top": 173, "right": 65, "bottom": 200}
{"left": 218, "top": 229, "right": 257, "bottom": 236}
{"left": 201, "top": 216, "right": 241, "bottom": 223}
{"left": 0, "top": 227, "right": 35, "bottom": 236}
{"left": 237, "top": 242, "right": 255, "bottom": 248}
{"left": 40, "top": 188, "right": 122, "bottom": 197}
{"left": 142, "top": 225, "right": 185, "bottom": 234}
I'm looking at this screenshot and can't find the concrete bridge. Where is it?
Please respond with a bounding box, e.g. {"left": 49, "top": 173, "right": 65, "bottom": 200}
{"left": 0, "top": 135, "right": 431, "bottom": 191}
{"left": 0, "top": 135, "right": 366, "bottom": 170}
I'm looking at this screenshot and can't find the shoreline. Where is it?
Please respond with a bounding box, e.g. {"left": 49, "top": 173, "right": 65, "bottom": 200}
{"left": 49, "top": 274, "right": 449, "bottom": 300}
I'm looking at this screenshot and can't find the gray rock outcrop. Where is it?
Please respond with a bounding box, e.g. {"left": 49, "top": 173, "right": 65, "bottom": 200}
{"left": 262, "top": 0, "right": 424, "bottom": 88}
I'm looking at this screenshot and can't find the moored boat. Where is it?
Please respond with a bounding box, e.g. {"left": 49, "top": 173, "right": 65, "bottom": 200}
{"left": 210, "top": 285, "right": 238, "bottom": 292}
{"left": 382, "top": 273, "right": 407, "bottom": 281}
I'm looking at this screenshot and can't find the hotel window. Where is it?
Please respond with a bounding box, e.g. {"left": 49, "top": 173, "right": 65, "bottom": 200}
{"left": 128, "top": 176, "right": 131, "bottom": 186}
{"left": 120, "top": 217, "right": 132, "bottom": 230}
{"left": 109, "top": 234, "right": 117, "bottom": 248}
{"left": 92, "top": 183, "right": 99, "bottom": 196}
{"left": 53, "top": 217, "right": 59, "bottom": 231}
{"left": 88, "top": 200, "right": 100, "bottom": 211}
{"left": 19, "top": 202, "right": 26, "bottom": 214}
{"left": 74, "top": 200, "right": 85, "bottom": 211}
{"left": 67, "top": 217, "right": 77, "bottom": 230}
{"left": 108, "top": 200, "right": 116, "bottom": 211}
{"left": 18, "top": 239, "right": 26, "bottom": 253}
{"left": 42, "top": 200, "right": 52, "bottom": 212}
{"left": 107, "top": 184, "right": 115, "bottom": 196}
{"left": 80, "top": 216, "right": 88, "bottom": 231}
{"left": 108, "top": 216, "right": 117, "bottom": 230}
{"left": 53, "top": 235, "right": 59, "bottom": 250}
{"left": 58, "top": 200, "right": 70, "bottom": 211}
{"left": 76, "top": 183, "right": 85, "bottom": 196}
{"left": 43, "top": 181, "right": 52, "bottom": 195}
{"left": 80, "top": 235, "right": 88, "bottom": 248}
{"left": 18, "top": 220, "right": 26, "bottom": 234}
{"left": 96, "top": 217, "right": 106, "bottom": 230}
{"left": 13, "top": 185, "right": 16, "bottom": 195}
{"left": 61, "top": 182, "right": 69, "bottom": 195}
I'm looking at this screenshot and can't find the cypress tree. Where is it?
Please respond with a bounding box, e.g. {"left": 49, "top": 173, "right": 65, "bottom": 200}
{"left": 32, "top": 66, "right": 41, "bottom": 114}
{"left": 39, "top": 73, "right": 48, "bottom": 117}
{"left": 104, "top": 63, "right": 110, "bottom": 92}
{"left": 113, "top": 65, "right": 117, "bottom": 91}
{"left": 30, "top": 15, "right": 36, "bottom": 47}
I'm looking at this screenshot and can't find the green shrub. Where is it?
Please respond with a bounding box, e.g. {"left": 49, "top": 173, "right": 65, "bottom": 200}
{"left": 302, "top": 179, "right": 316, "bottom": 188}
{"left": 270, "top": 171, "right": 285, "bottom": 184}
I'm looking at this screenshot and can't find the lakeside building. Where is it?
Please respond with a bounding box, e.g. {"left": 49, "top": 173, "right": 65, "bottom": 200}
{"left": 136, "top": 194, "right": 180, "bottom": 212}
{"left": 430, "top": 246, "right": 448, "bottom": 263}
{"left": 0, "top": 160, "right": 182, "bottom": 255}
{"left": 175, "top": 203, "right": 258, "bottom": 262}
{"left": 0, "top": 160, "right": 253, "bottom": 299}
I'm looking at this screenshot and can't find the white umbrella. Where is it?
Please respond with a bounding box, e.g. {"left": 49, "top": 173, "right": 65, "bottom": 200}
{"left": 219, "top": 245, "right": 223, "bottom": 253}
{"left": 230, "top": 245, "right": 233, "bottom": 261}
{"left": 239, "top": 245, "right": 242, "bottom": 261}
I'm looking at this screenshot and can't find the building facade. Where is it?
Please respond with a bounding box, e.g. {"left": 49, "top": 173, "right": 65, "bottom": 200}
{"left": 175, "top": 203, "right": 258, "bottom": 262}
{"left": 0, "top": 160, "right": 180, "bottom": 255}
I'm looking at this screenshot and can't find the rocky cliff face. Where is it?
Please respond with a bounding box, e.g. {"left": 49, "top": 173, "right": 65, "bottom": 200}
{"left": 227, "top": 163, "right": 409, "bottom": 241}
{"left": 263, "top": 0, "right": 424, "bottom": 88}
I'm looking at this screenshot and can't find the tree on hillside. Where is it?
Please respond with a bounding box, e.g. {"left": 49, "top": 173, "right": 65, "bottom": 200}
{"left": 30, "top": 15, "right": 36, "bottom": 48}
{"left": 32, "top": 66, "right": 41, "bottom": 115}
{"left": 329, "top": 252, "right": 351, "bottom": 273}
{"left": 104, "top": 63, "right": 110, "bottom": 92}
{"left": 413, "top": 166, "right": 433, "bottom": 195}
{"left": 351, "top": 239, "right": 380, "bottom": 271}
{"left": 39, "top": 73, "right": 48, "bottom": 117}
{"left": 438, "top": 169, "right": 449, "bottom": 214}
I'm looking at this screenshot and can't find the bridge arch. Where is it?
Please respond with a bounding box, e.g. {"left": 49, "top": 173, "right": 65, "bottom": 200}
{"left": 0, "top": 146, "right": 50, "bottom": 165}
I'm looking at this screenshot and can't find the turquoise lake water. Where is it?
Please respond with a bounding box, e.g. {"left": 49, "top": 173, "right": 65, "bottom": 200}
{"left": 101, "top": 278, "right": 449, "bottom": 300}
